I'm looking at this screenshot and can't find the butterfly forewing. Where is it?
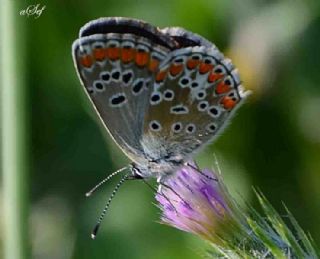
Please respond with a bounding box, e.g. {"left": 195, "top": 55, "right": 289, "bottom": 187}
{"left": 72, "top": 28, "right": 171, "bottom": 161}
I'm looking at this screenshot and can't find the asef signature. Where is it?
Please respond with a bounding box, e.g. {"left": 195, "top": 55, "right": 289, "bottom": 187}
{"left": 20, "top": 4, "right": 46, "bottom": 19}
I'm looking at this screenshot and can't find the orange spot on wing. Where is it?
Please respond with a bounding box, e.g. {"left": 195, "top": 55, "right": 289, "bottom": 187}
{"left": 169, "top": 64, "right": 183, "bottom": 76}
{"left": 135, "top": 51, "right": 149, "bottom": 67}
{"left": 107, "top": 47, "right": 120, "bottom": 60}
{"left": 208, "top": 71, "right": 224, "bottom": 83}
{"left": 215, "top": 82, "right": 231, "bottom": 94}
{"left": 148, "top": 58, "right": 160, "bottom": 72}
{"left": 80, "top": 55, "right": 93, "bottom": 68}
{"left": 93, "top": 48, "right": 106, "bottom": 61}
{"left": 186, "top": 59, "right": 200, "bottom": 69}
{"left": 199, "top": 62, "right": 213, "bottom": 74}
{"left": 220, "top": 96, "right": 237, "bottom": 110}
{"left": 155, "top": 69, "right": 167, "bottom": 82}
{"left": 121, "top": 47, "right": 135, "bottom": 63}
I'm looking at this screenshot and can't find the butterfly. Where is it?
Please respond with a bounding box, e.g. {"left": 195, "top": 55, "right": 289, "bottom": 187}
{"left": 72, "top": 17, "right": 250, "bottom": 237}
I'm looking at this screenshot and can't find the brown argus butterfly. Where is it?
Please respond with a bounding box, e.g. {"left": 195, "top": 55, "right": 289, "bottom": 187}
{"left": 72, "top": 17, "right": 250, "bottom": 238}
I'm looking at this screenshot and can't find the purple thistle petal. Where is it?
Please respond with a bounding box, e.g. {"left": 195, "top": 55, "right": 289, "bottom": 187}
{"left": 156, "top": 162, "right": 235, "bottom": 241}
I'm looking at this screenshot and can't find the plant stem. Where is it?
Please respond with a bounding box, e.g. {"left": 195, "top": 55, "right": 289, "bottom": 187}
{"left": 1, "top": 1, "right": 29, "bottom": 259}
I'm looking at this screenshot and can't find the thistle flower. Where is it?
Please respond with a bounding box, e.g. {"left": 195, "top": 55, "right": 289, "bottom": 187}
{"left": 156, "top": 162, "right": 320, "bottom": 258}
{"left": 156, "top": 162, "right": 243, "bottom": 243}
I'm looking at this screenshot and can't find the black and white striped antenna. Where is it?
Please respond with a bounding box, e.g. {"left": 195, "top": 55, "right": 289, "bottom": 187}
{"left": 85, "top": 166, "right": 128, "bottom": 197}
{"left": 91, "top": 173, "right": 129, "bottom": 239}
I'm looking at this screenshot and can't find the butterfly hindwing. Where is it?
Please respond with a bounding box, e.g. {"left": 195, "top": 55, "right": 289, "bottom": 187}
{"left": 142, "top": 46, "right": 249, "bottom": 159}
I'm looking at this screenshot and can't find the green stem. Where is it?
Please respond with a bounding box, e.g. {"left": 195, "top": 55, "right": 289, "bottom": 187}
{"left": 1, "top": 1, "right": 29, "bottom": 259}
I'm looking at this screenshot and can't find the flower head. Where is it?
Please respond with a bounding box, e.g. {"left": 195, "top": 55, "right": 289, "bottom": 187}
{"left": 156, "top": 162, "right": 238, "bottom": 242}
{"left": 156, "top": 162, "right": 320, "bottom": 258}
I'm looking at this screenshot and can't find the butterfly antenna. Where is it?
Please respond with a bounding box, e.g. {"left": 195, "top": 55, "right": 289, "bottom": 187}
{"left": 86, "top": 166, "right": 129, "bottom": 197}
{"left": 91, "top": 173, "right": 129, "bottom": 239}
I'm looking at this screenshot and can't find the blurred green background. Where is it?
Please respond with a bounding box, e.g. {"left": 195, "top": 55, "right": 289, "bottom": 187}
{"left": 2, "top": 0, "right": 320, "bottom": 258}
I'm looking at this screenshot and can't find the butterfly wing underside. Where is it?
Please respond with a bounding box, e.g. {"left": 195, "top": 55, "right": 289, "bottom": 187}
{"left": 72, "top": 19, "right": 250, "bottom": 177}
{"left": 142, "top": 31, "right": 250, "bottom": 162}
{"left": 72, "top": 18, "right": 176, "bottom": 162}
